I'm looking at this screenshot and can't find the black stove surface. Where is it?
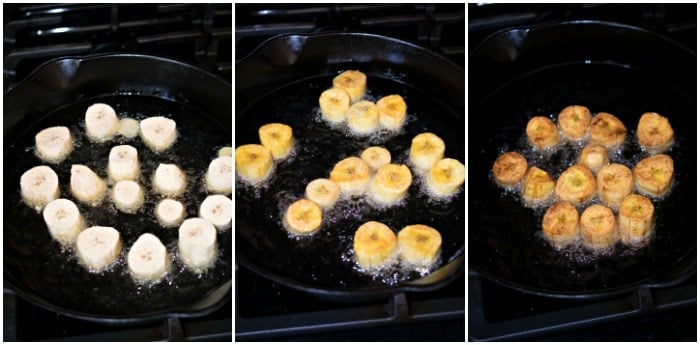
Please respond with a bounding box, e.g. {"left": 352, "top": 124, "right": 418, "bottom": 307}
{"left": 3, "top": 3, "right": 232, "bottom": 341}
{"left": 469, "top": 273, "right": 696, "bottom": 341}
{"left": 235, "top": 266, "right": 465, "bottom": 341}
{"left": 468, "top": 3, "right": 696, "bottom": 54}
{"left": 234, "top": 3, "right": 465, "bottom": 341}
{"left": 235, "top": 3, "right": 465, "bottom": 67}
{"left": 468, "top": 3, "right": 696, "bottom": 341}
{"left": 3, "top": 290, "right": 231, "bottom": 341}
{"left": 4, "top": 3, "right": 232, "bottom": 90}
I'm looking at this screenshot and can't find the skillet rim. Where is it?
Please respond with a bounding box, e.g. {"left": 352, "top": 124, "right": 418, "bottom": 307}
{"left": 4, "top": 52, "right": 232, "bottom": 96}
{"left": 237, "top": 31, "right": 465, "bottom": 73}
{"left": 469, "top": 19, "right": 697, "bottom": 59}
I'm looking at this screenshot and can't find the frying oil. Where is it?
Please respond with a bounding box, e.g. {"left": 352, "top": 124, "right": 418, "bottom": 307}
{"left": 494, "top": 111, "right": 678, "bottom": 260}
{"left": 342, "top": 245, "right": 443, "bottom": 286}
{"left": 311, "top": 88, "right": 410, "bottom": 145}
{"left": 235, "top": 75, "right": 464, "bottom": 288}
{"left": 27, "top": 96, "right": 230, "bottom": 293}
{"left": 273, "top": 181, "right": 449, "bottom": 284}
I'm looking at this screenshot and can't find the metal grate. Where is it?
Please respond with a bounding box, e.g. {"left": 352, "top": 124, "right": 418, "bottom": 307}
{"left": 468, "top": 3, "right": 696, "bottom": 55}
{"left": 235, "top": 266, "right": 465, "bottom": 341}
{"left": 235, "top": 3, "right": 464, "bottom": 67}
{"left": 4, "top": 3, "right": 232, "bottom": 91}
{"left": 3, "top": 290, "right": 232, "bottom": 341}
{"left": 468, "top": 273, "right": 696, "bottom": 341}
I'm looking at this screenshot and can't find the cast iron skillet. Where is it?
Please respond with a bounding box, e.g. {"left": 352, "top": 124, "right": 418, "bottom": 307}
{"left": 469, "top": 21, "right": 696, "bottom": 298}
{"left": 4, "top": 54, "right": 232, "bottom": 323}
{"left": 236, "top": 32, "right": 465, "bottom": 302}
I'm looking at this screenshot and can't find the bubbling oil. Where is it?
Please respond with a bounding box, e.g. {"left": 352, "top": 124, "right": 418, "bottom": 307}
{"left": 341, "top": 245, "right": 443, "bottom": 286}
{"left": 6, "top": 95, "right": 231, "bottom": 314}
{"left": 271, "top": 181, "right": 450, "bottom": 285}
{"left": 492, "top": 111, "right": 678, "bottom": 260}
{"left": 413, "top": 169, "right": 465, "bottom": 205}
{"left": 263, "top": 153, "right": 455, "bottom": 284}
{"left": 235, "top": 74, "right": 464, "bottom": 289}
{"left": 61, "top": 165, "right": 225, "bottom": 284}
{"left": 312, "top": 88, "right": 410, "bottom": 144}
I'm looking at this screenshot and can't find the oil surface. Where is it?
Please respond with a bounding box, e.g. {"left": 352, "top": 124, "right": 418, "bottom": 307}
{"left": 236, "top": 74, "right": 465, "bottom": 288}
{"left": 493, "top": 111, "right": 679, "bottom": 260}
{"left": 4, "top": 95, "right": 232, "bottom": 315}
{"left": 469, "top": 61, "right": 695, "bottom": 293}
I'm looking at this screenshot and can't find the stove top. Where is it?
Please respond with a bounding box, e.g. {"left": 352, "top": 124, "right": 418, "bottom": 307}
{"left": 235, "top": 3, "right": 464, "bottom": 67}
{"left": 3, "top": 4, "right": 232, "bottom": 341}
{"left": 468, "top": 3, "right": 696, "bottom": 341}
{"left": 3, "top": 290, "right": 231, "bottom": 341}
{"left": 469, "top": 273, "right": 696, "bottom": 341}
{"left": 4, "top": 3, "right": 232, "bottom": 91}
{"left": 235, "top": 266, "right": 464, "bottom": 341}
{"left": 234, "top": 3, "right": 465, "bottom": 341}
{"left": 468, "top": 3, "right": 696, "bottom": 55}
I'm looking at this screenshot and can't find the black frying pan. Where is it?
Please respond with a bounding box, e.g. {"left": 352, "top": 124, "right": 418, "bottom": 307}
{"left": 4, "top": 54, "right": 232, "bottom": 323}
{"left": 235, "top": 32, "right": 465, "bottom": 301}
{"left": 469, "top": 21, "right": 696, "bottom": 298}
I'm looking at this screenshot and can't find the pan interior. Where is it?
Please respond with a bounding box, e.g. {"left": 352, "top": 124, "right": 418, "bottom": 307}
{"left": 4, "top": 94, "right": 232, "bottom": 316}
{"left": 236, "top": 73, "right": 465, "bottom": 289}
{"left": 468, "top": 61, "right": 696, "bottom": 294}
